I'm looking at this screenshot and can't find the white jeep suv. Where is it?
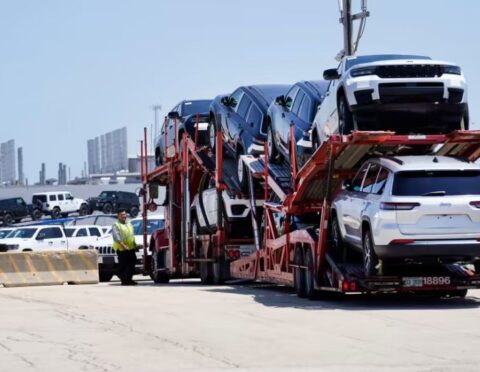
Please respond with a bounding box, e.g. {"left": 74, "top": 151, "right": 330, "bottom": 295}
{"left": 312, "top": 54, "right": 468, "bottom": 149}
{"left": 331, "top": 156, "right": 480, "bottom": 276}
{"left": 32, "top": 191, "right": 89, "bottom": 219}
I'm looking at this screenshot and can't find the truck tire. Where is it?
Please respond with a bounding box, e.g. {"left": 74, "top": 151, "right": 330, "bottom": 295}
{"left": 3, "top": 213, "right": 13, "bottom": 225}
{"left": 99, "top": 272, "right": 114, "bottom": 282}
{"left": 304, "top": 247, "right": 316, "bottom": 300}
{"left": 79, "top": 204, "right": 88, "bottom": 216}
{"left": 294, "top": 246, "right": 306, "bottom": 298}
{"left": 31, "top": 209, "right": 42, "bottom": 221}
{"left": 102, "top": 203, "right": 113, "bottom": 215}
{"left": 129, "top": 206, "right": 139, "bottom": 218}
{"left": 51, "top": 207, "right": 61, "bottom": 220}
{"left": 150, "top": 250, "right": 170, "bottom": 284}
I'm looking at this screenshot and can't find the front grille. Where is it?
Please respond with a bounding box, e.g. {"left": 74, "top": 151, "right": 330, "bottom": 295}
{"left": 95, "top": 246, "right": 115, "bottom": 255}
{"left": 376, "top": 64, "right": 442, "bottom": 78}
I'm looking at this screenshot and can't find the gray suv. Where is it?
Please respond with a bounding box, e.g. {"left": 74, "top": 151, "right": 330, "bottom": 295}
{"left": 331, "top": 155, "right": 480, "bottom": 276}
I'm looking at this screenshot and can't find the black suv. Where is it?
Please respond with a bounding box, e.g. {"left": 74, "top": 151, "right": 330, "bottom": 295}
{"left": 87, "top": 191, "right": 140, "bottom": 217}
{"left": 0, "top": 197, "right": 43, "bottom": 225}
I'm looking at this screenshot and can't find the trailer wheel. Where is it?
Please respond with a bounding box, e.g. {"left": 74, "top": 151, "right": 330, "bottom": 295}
{"left": 200, "top": 262, "right": 213, "bottom": 285}
{"left": 304, "top": 247, "right": 317, "bottom": 300}
{"left": 213, "top": 262, "right": 225, "bottom": 285}
{"left": 151, "top": 250, "right": 170, "bottom": 284}
{"left": 294, "top": 246, "right": 306, "bottom": 298}
{"left": 362, "top": 229, "right": 378, "bottom": 277}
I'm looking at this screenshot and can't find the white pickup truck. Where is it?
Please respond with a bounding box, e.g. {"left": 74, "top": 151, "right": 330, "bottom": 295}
{"left": 0, "top": 225, "right": 102, "bottom": 252}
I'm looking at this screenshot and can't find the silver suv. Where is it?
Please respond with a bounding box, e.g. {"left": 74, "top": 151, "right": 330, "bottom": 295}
{"left": 331, "top": 155, "right": 480, "bottom": 276}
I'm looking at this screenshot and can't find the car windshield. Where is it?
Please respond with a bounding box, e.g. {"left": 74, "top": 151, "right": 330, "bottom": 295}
{"left": 182, "top": 100, "right": 211, "bottom": 116}
{"left": 8, "top": 228, "right": 38, "bottom": 239}
{"left": 64, "top": 228, "right": 75, "bottom": 237}
{"left": 393, "top": 170, "right": 480, "bottom": 196}
{"left": 346, "top": 54, "right": 431, "bottom": 70}
{"left": 99, "top": 191, "right": 116, "bottom": 198}
{"left": 0, "top": 229, "right": 14, "bottom": 239}
{"left": 252, "top": 85, "right": 290, "bottom": 103}
{"left": 131, "top": 219, "right": 165, "bottom": 235}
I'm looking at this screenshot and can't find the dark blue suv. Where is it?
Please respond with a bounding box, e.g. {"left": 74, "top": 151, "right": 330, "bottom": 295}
{"left": 155, "top": 99, "right": 212, "bottom": 166}
{"left": 208, "top": 84, "right": 290, "bottom": 189}
{"left": 266, "top": 80, "right": 329, "bottom": 168}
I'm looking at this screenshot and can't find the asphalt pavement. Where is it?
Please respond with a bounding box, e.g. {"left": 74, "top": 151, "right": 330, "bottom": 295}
{"left": 1, "top": 278, "right": 480, "bottom": 372}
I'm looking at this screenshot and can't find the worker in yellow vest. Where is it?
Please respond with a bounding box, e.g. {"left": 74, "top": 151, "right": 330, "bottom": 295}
{"left": 112, "top": 209, "right": 137, "bottom": 285}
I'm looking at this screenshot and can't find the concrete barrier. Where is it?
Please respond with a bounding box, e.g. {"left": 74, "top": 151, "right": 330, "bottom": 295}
{"left": 0, "top": 250, "right": 99, "bottom": 287}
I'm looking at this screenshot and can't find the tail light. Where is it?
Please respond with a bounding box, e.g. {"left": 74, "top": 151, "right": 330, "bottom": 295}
{"left": 470, "top": 201, "right": 480, "bottom": 209}
{"left": 380, "top": 202, "right": 420, "bottom": 211}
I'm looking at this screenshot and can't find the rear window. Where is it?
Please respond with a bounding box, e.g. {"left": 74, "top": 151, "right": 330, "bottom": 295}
{"left": 393, "top": 170, "right": 480, "bottom": 196}
{"left": 33, "top": 195, "right": 47, "bottom": 203}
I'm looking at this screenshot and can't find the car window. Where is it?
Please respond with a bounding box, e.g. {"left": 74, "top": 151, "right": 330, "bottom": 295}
{"left": 76, "top": 228, "right": 88, "bottom": 237}
{"left": 351, "top": 163, "right": 370, "bottom": 192}
{"left": 362, "top": 164, "right": 380, "bottom": 193}
{"left": 291, "top": 91, "right": 305, "bottom": 115}
{"left": 246, "top": 104, "right": 263, "bottom": 128}
{"left": 393, "top": 170, "right": 480, "bottom": 196}
{"left": 65, "top": 193, "right": 73, "bottom": 200}
{"left": 229, "top": 90, "right": 244, "bottom": 111}
{"left": 285, "top": 87, "right": 299, "bottom": 110}
{"left": 298, "top": 95, "right": 312, "bottom": 122}
{"left": 237, "top": 95, "right": 252, "bottom": 118}
{"left": 58, "top": 194, "right": 64, "bottom": 201}
{"left": 42, "top": 227, "right": 63, "bottom": 239}
{"left": 372, "top": 167, "right": 389, "bottom": 194}
{"left": 89, "top": 227, "right": 101, "bottom": 237}
{"left": 10, "top": 228, "right": 37, "bottom": 238}
{"left": 64, "top": 229, "right": 74, "bottom": 237}
{"left": 49, "top": 195, "right": 56, "bottom": 201}
{"left": 33, "top": 195, "right": 47, "bottom": 203}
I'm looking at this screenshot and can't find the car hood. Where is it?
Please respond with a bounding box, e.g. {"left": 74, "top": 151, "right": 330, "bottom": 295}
{"left": 0, "top": 237, "right": 31, "bottom": 244}
{"left": 351, "top": 58, "right": 456, "bottom": 69}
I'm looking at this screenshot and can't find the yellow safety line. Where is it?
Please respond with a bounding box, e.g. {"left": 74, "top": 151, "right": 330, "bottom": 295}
{"left": 7, "top": 254, "right": 27, "bottom": 286}
{"left": 23, "top": 254, "right": 42, "bottom": 284}
{"left": 62, "top": 253, "right": 81, "bottom": 283}
{"left": 41, "top": 253, "right": 65, "bottom": 283}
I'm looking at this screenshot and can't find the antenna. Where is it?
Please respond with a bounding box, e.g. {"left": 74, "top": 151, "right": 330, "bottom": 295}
{"left": 337, "top": 0, "right": 370, "bottom": 60}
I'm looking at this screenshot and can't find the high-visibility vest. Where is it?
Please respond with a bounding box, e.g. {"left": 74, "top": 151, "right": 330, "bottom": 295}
{"left": 112, "top": 222, "right": 136, "bottom": 251}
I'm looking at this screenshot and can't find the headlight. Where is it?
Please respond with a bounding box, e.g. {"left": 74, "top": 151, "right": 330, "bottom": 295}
{"left": 350, "top": 66, "right": 378, "bottom": 77}
{"left": 440, "top": 65, "right": 461, "bottom": 75}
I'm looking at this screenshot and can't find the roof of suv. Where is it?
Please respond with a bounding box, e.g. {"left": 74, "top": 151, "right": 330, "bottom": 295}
{"left": 377, "top": 156, "right": 480, "bottom": 172}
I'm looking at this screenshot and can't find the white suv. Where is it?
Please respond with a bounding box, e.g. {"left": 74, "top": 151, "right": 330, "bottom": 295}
{"left": 312, "top": 54, "right": 468, "bottom": 149}
{"left": 331, "top": 156, "right": 480, "bottom": 276}
{"left": 32, "top": 191, "right": 89, "bottom": 219}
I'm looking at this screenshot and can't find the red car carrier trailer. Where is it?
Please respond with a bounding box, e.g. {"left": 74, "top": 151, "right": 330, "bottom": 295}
{"left": 141, "top": 118, "right": 480, "bottom": 299}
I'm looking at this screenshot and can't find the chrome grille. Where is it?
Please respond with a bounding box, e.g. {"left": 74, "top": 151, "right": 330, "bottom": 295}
{"left": 376, "top": 64, "right": 442, "bottom": 78}
{"left": 95, "top": 246, "right": 115, "bottom": 255}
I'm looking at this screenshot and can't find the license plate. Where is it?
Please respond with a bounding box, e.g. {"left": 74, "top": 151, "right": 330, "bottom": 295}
{"left": 403, "top": 276, "right": 451, "bottom": 287}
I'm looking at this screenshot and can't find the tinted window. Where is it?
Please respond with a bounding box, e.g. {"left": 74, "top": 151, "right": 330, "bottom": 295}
{"left": 285, "top": 87, "right": 299, "bottom": 110}
{"left": 246, "top": 104, "right": 263, "bottom": 128}
{"left": 291, "top": 91, "right": 305, "bottom": 115}
{"left": 89, "top": 228, "right": 101, "bottom": 237}
{"left": 10, "top": 228, "right": 37, "bottom": 239}
{"left": 131, "top": 219, "right": 165, "bottom": 235}
{"left": 0, "top": 229, "right": 14, "bottom": 239}
{"left": 58, "top": 194, "right": 64, "bottom": 201}
{"left": 76, "top": 228, "right": 88, "bottom": 237}
{"left": 237, "top": 96, "right": 252, "bottom": 118}
{"left": 372, "top": 167, "right": 389, "bottom": 194}
{"left": 182, "top": 100, "right": 211, "bottom": 116}
{"left": 64, "top": 229, "right": 75, "bottom": 237}
{"left": 393, "top": 170, "right": 480, "bottom": 196}
{"left": 298, "top": 96, "right": 312, "bottom": 122}
{"left": 16, "top": 198, "right": 25, "bottom": 205}
{"left": 33, "top": 195, "right": 47, "bottom": 203}
{"left": 351, "top": 164, "right": 369, "bottom": 192}
{"left": 42, "top": 227, "right": 63, "bottom": 239}
{"left": 362, "top": 164, "right": 380, "bottom": 193}
{"left": 49, "top": 195, "right": 56, "bottom": 201}
{"left": 65, "top": 193, "right": 73, "bottom": 200}
{"left": 229, "top": 90, "right": 244, "bottom": 111}
{"left": 100, "top": 191, "right": 116, "bottom": 199}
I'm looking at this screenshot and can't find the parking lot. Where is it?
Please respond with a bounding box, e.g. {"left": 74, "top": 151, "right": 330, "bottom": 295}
{"left": 2, "top": 279, "right": 480, "bottom": 372}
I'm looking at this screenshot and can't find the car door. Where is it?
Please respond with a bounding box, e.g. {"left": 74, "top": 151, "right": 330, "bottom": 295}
{"left": 37, "top": 227, "right": 67, "bottom": 251}
{"left": 64, "top": 193, "right": 75, "bottom": 212}
{"left": 74, "top": 227, "right": 89, "bottom": 247}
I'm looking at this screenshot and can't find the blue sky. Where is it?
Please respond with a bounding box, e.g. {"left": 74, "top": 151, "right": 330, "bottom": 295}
{"left": 0, "top": 0, "right": 478, "bottom": 182}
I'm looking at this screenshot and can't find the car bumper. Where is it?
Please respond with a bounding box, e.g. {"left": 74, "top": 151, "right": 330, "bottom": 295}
{"left": 375, "top": 240, "right": 480, "bottom": 260}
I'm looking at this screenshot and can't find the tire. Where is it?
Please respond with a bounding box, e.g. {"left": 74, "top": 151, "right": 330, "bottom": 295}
{"left": 237, "top": 148, "right": 248, "bottom": 193}
{"left": 267, "top": 125, "right": 279, "bottom": 163}
{"left": 129, "top": 206, "right": 139, "bottom": 218}
{"left": 31, "top": 209, "right": 42, "bottom": 221}
{"left": 362, "top": 229, "right": 379, "bottom": 277}
{"left": 208, "top": 117, "right": 216, "bottom": 153}
{"left": 304, "top": 247, "right": 316, "bottom": 300}
{"left": 338, "top": 94, "right": 354, "bottom": 135}
{"left": 99, "top": 272, "right": 113, "bottom": 282}
{"left": 294, "top": 247, "right": 306, "bottom": 298}
{"left": 200, "top": 261, "right": 214, "bottom": 285}
{"left": 150, "top": 250, "right": 170, "bottom": 284}
{"left": 79, "top": 204, "right": 88, "bottom": 216}
{"left": 312, "top": 132, "right": 320, "bottom": 153}
{"left": 331, "top": 214, "right": 347, "bottom": 262}
{"left": 102, "top": 203, "right": 113, "bottom": 215}
{"left": 51, "top": 207, "right": 61, "bottom": 220}
{"left": 3, "top": 213, "right": 13, "bottom": 226}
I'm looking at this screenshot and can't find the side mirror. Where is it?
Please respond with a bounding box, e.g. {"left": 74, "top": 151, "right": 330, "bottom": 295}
{"left": 275, "top": 95, "right": 287, "bottom": 107}
{"left": 67, "top": 196, "right": 74, "bottom": 200}
{"left": 343, "top": 179, "right": 352, "bottom": 191}
{"left": 220, "top": 96, "right": 231, "bottom": 107}
{"left": 36, "top": 232, "right": 46, "bottom": 241}
{"left": 323, "top": 68, "right": 341, "bottom": 80}
{"left": 168, "top": 111, "right": 180, "bottom": 119}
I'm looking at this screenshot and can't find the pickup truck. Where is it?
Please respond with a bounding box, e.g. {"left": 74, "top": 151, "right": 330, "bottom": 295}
{"left": 0, "top": 225, "right": 101, "bottom": 252}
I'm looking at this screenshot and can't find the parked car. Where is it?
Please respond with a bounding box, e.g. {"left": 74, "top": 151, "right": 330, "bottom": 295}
{"left": 90, "top": 213, "right": 165, "bottom": 282}
{"left": 266, "top": 80, "right": 329, "bottom": 167}
{"left": 64, "top": 225, "right": 104, "bottom": 249}
{"left": 87, "top": 191, "right": 140, "bottom": 217}
{"left": 208, "top": 84, "right": 290, "bottom": 190}
{"left": 330, "top": 155, "right": 480, "bottom": 276}
{"left": 0, "top": 227, "right": 15, "bottom": 239}
{"left": 0, "top": 225, "right": 70, "bottom": 252}
{"left": 155, "top": 99, "right": 212, "bottom": 166}
{"left": 0, "top": 197, "right": 43, "bottom": 225}
{"left": 312, "top": 54, "right": 469, "bottom": 149}
{"left": 32, "top": 191, "right": 89, "bottom": 219}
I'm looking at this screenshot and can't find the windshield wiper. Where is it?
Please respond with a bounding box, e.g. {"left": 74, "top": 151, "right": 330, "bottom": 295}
{"left": 421, "top": 190, "right": 446, "bottom": 196}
